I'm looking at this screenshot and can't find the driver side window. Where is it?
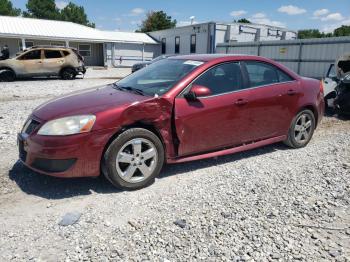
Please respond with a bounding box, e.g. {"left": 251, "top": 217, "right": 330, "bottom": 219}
{"left": 193, "top": 62, "right": 243, "bottom": 96}
{"left": 19, "top": 50, "right": 41, "bottom": 60}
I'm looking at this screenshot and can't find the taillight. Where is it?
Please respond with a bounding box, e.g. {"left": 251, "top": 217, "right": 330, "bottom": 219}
{"left": 320, "top": 80, "right": 324, "bottom": 94}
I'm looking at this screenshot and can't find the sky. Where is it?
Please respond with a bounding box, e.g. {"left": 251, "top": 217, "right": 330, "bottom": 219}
{"left": 11, "top": 0, "right": 350, "bottom": 33}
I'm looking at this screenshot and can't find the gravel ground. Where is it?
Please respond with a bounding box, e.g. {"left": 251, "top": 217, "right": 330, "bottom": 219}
{"left": 0, "top": 71, "right": 349, "bottom": 261}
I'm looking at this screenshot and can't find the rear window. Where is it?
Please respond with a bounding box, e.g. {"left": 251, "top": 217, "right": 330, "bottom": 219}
{"left": 44, "top": 50, "right": 62, "bottom": 59}
{"left": 62, "top": 51, "right": 70, "bottom": 57}
{"left": 245, "top": 61, "right": 293, "bottom": 88}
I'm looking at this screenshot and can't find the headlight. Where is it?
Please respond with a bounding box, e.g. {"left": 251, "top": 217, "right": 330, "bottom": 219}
{"left": 38, "top": 115, "right": 96, "bottom": 136}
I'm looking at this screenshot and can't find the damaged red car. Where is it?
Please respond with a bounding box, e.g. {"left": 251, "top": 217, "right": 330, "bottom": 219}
{"left": 18, "top": 55, "right": 324, "bottom": 189}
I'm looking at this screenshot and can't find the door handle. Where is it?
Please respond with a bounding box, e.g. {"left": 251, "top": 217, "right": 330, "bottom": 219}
{"left": 37, "top": 61, "right": 42, "bottom": 64}
{"left": 286, "top": 89, "right": 297, "bottom": 96}
{"left": 235, "top": 99, "right": 248, "bottom": 106}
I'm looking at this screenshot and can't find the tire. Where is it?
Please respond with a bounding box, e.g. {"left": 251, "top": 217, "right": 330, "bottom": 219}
{"left": 103, "top": 128, "right": 165, "bottom": 190}
{"left": 0, "top": 69, "right": 16, "bottom": 82}
{"left": 60, "top": 68, "right": 76, "bottom": 80}
{"left": 284, "top": 109, "right": 316, "bottom": 148}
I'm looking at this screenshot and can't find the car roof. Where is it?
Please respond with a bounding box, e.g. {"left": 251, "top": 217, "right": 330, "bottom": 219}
{"left": 28, "top": 45, "right": 76, "bottom": 51}
{"left": 168, "top": 54, "right": 301, "bottom": 79}
{"left": 169, "top": 54, "right": 261, "bottom": 62}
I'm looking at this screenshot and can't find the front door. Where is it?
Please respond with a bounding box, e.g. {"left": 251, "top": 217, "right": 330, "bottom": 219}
{"left": 174, "top": 62, "right": 250, "bottom": 156}
{"left": 15, "top": 49, "right": 43, "bottom": 77}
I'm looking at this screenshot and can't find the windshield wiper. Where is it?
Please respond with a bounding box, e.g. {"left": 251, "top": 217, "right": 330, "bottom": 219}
{"left": 113, "top": 83, "right": 145, "bottom": 96}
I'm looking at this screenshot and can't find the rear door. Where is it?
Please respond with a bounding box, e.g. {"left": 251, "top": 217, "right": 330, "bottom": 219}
{"left": 15, "top": 49, "right": 43, "bottom": 76}
{"left": 174, "top": 62, "right": 250, "bottom": 156}
{"left": 42, "top": 49, "right": 65, "bottom": 75}
{"left": 240, "top": 61, "right": 300, "bottom": 142}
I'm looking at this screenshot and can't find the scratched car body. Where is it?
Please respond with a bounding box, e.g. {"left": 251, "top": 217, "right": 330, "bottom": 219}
{"left": 0, "top": 46, "right": 85, "bottom": 81}
{"left": 18, "top": 55, "right": 324, "bottom": 189}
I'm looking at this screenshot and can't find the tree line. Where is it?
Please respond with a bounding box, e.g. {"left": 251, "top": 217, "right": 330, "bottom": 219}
{"left": 0, "top": 0, "right": 95, "bottom": 27}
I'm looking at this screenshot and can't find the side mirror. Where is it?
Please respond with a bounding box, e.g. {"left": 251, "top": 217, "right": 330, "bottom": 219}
{"left": 184, "top": 84, "right": 212, "bottom": 100}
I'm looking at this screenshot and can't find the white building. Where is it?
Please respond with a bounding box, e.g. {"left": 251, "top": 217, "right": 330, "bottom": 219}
{"left": 0, "top": 16, "right": 297, "bottom": 67}
{"left": 0, "top": 15, "right": 159, "bottom": 67}
{"left": 148, "top": 22, "right": 297, "bottom": 56}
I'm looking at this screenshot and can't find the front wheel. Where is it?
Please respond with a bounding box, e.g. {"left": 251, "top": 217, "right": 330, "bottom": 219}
{"left": 103, "top": 128, "right": 164, "bottom": 190}
{"left": 284, "top": 109, "right": 316, "bottom": 148}
{"left": 0, "top": 69, "right": 16, "bottom": 82}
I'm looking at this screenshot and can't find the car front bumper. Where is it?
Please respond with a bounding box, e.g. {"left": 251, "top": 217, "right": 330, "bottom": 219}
{"left": 17, "top": 127, "right": 115, "bottom": 178}
{"left": 76, "top": 66, "right": 86, "bottom": 75}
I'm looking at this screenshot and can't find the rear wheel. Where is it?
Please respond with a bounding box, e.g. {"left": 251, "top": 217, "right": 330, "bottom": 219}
{"left": 284, "top": 109, "right": 315, "bottom": 148}
{"left": 0, "top": 69, "right": 16, "bottom": 82}
{"left": 60, "top": 68, "right": 76, "bottom": 80}
{"left": 103, "top": 128, "right": 164, "bottom": 190}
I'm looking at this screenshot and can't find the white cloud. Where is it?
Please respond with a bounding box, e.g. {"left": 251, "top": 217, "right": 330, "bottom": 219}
{"left": 252, "top": 13, "right": 266, "bottom": 19}
{"left": 278, "top": 5, "right": 306, "bottom": 15}
{"left": 250, "top": 13, "right": 285, "bottom": 28}
{"left": 321, "top": 13, "right": 344, "bottom": 21}
{"left": 177, "top": 20, "right": 199, "bottom": 27}
{"left": 230, "top": 10, "right": 247, "bottom": 17}
{"left": 321, "top": 18, "right": 350, "bottom": 33}
{"left": 114, "top": 17, "right": 122, "bottom": 22}
{"left": 55, "top": 0, "right": 68, "bottom": 9}
{"left": 313, "top": 9, "right": 329, "bottom": 17}
{"left": 130, "top": 8, "right": 145, "bottom": 16}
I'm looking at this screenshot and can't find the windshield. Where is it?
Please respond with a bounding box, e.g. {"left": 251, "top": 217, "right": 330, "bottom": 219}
{"left": 115, "top": 59, "right": 203, "bottom": 96}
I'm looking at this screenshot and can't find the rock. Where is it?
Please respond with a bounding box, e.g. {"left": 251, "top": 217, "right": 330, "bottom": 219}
{"left": 221, "top": 211, "right": 230, "bottom": 218}
{"left": 58, "top": 211, "right": 82, "bottom": 226}
{"left": 271, "top": 253, "right": 282, "bottom": 259}
{"left": 128, "top": 220, "right": 139, "bottom": 229}
{"left": 328, "top": 210, "right": 336, "bottom": 218}
{"left": 174, "top": 219, "right": 186, "bottom": 229}
{"left": 329, "top": 250, "right": 341, "bottom": 258}
{"left": 342, "top": 163, "right": 350, "bottom": 169}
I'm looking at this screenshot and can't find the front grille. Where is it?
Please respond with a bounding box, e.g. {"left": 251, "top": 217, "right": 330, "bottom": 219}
{"left": 23, "top": 119, "right": 40, "bottom": 135}
{"left": 32, "top": 158, "right": 77, "bottom": 173}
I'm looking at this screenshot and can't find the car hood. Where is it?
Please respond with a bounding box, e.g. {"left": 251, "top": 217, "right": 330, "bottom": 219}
{"left": 33, "top": 84, "right": 150, "bottom": 121}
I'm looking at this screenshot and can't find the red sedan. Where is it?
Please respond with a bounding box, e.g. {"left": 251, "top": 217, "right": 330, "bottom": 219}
{"left": 18, "top": 55, "right": 324, "bottom": 189}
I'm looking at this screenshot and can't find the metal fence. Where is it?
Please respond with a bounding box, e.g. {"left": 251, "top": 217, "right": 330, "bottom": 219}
{"left": 216, "top": 36, "right": 350, "bottom": 79}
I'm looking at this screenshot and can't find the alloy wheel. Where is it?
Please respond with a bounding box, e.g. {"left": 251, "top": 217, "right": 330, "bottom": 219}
{"left": 116, "top": 138, "right": 158, "bottom": 183}
{"left": 293, "top": 114, "right": 313, "bottom": 144}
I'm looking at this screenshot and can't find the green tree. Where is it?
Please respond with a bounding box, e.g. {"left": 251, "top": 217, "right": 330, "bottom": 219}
{"left": 23, "top": 0, "right": 60, "bottom": 20}
{"left": 138, "top": 11, "right": 176, "bottom": 32}
{"left": 297, "top": 29, "right": 333, "bottom": 39}
{"left": 235, "top": 18, "right": 251, "bottom": 24}
{"left": 60, "top": 2, "right": 95, "bottom": 28}
{"left": 334, "top": 25, "right": 350, "bottom": 37}
{"left": 0, "top": 0, "right": 21, "bottom": 16}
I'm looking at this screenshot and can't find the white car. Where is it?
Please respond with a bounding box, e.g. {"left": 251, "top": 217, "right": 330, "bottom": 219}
{"left": 323, "top": 53, "right": 350, "bottom": 108}
{"left": 323, "top": 63, "right": 338, "bottom": 108}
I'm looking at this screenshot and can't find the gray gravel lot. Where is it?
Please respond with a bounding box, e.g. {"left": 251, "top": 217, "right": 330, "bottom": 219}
{"left": 0, "top": 69, "right": 349, "bottom": 261}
